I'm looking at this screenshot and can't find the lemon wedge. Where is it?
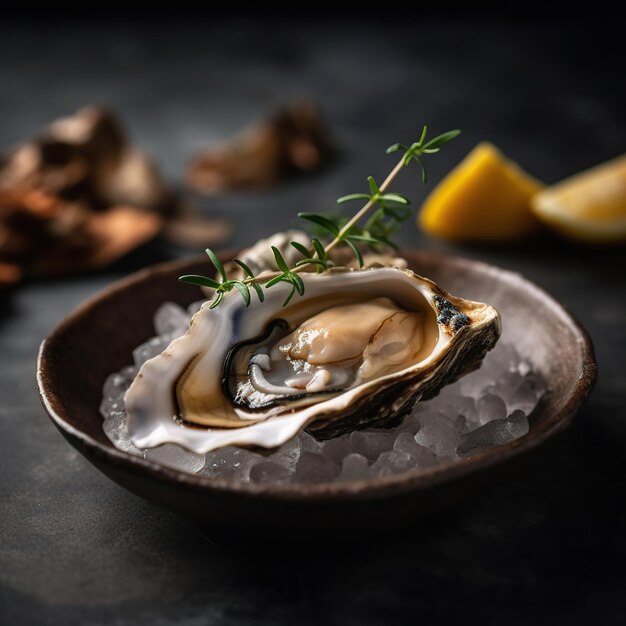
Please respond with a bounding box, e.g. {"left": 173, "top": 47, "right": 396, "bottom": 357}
{"left": 531, "top": 155, "right": 626, "bottom": 243}
{"left": 419, "top": 142, "right": 543, "bottom": 242}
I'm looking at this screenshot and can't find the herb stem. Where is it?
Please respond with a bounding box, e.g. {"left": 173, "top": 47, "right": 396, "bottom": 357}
{"left": 323, "top": 157, "right": 405, "bottom": 256}
{"left": 232, "top": 156, "right": 405, "bottom": 286}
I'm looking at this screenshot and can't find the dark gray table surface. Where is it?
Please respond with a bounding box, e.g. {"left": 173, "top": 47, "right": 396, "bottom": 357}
{"left": 1, "top": 17, "right": 625, "bottom": 625}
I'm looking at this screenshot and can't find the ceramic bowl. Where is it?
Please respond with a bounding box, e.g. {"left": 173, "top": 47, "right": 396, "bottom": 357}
{"left": 37, "top": 252, "right": 596, "bottom": 537}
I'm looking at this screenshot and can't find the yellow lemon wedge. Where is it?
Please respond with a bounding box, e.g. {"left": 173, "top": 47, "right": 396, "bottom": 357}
{"left": 419, "top": 142, "right": 544, "bottom": 242}
{"left": 531, "top": 154, "right": 626, "bottom": 243}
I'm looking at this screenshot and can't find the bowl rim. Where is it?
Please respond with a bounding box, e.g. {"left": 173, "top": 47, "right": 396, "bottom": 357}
{"left": 37, "top": 251, "right": 597, "bottom": 502}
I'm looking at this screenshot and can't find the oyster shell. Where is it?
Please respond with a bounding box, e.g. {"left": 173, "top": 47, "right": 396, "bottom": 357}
{"left": 125, "top": 266, "right": 500, "bottom": 453}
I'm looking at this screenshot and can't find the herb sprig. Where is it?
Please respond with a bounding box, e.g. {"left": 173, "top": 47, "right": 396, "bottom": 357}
{"left": 180, "top": 125, "right": 460, "bottom": 308}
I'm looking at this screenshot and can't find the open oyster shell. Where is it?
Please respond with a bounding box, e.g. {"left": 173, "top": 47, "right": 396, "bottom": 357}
{"left": 125, "top": 266, "right": 500, "bottom": 453}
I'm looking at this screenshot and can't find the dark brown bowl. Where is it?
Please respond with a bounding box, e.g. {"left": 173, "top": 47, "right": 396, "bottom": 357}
{"left": 37, "top": 252, "right": 597, "bottom": 537}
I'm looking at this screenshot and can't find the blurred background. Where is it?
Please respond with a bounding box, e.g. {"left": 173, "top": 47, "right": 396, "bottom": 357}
{"left": 1, "top": 12, "right": 625, "bottom": 625}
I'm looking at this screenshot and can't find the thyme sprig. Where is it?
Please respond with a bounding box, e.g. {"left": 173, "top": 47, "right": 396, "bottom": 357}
{"left": 180, "top": 249, "right": 264, "bottom": 309}
{"left": 180, "top": 125, "right": 460, "bottom": 308}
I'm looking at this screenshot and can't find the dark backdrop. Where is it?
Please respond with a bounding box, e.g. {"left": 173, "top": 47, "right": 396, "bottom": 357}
{"left": 1, "top": 16, "right": 625, "bottom": 625}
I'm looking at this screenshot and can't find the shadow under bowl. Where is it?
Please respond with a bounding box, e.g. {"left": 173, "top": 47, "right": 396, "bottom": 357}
{"left": 37, "top": 251, "right": 597, "bottom": 537}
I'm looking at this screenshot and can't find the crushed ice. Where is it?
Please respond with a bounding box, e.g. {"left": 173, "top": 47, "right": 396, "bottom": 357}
{"left": 100, "top": 301, "right": 546, "bottom": 483}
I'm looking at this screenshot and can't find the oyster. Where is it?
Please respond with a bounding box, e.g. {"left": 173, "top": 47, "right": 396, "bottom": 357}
{"left": 125, "top": 266, "right": 500, "bottom": 453}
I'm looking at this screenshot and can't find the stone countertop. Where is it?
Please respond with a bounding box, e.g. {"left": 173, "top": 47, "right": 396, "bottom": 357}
{"left": 1, "top": 17, "right": 625, "bottom": 625}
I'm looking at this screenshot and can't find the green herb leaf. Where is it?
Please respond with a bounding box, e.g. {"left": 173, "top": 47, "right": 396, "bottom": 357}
{"left": 290, "top": 241, "right": 311, "bottom": 257}
{"left": 402, "top": 150, "right": 415, "bottom": 167}
{"left": 346, "top": 233, "right": 381, "bottom": 245}
{"left": 205, "top": 248, "right": 227, "bottom": 282}
{"left": 271, "top": 246, "right": 290, "bottom": 272}
{"left": 423, "top": 129, "right": 461, "bottom": 150}
{"left": 209, "top": 292, "right": 224, "bottom": 309}
{"left": 265, "top": 274, "right": 285, "bottom": 288}
{"left": 367, "top": 176, "right": 380, "bottom": 196}
{"left": 386, "top": 143, "right": 408, "bottom": 154}
{"left": 291, "top": 273, "right": 305, "bottom": 295}
{"left": 379, "top": 192, "right": 410, "bottom": 205}
{"left": 232, "top": 281, "right": 251, "bottom": 306}
{"left": 295, "top": 258, "right": 328, "bottom": 268}
{"left": 179, "top": 274, "right": 222, "bottom": 289}
{"left": 283, "top": 284, "right": 297, "bottom": 307}
{"left": 233, "top": 259, "right": 255, "bottom": 279}
{"left": 298, "top": 212, "right": 340, "bottom": 236}
{"left": 337, "top": 193, "right": 371, "bottom": 204}
{"left": 418, "top": 125, "right": 428, "bottom": 145}
{"left": 415, "top": 155, "right": 427, "bottom": 183}
{"left": 312, "top": 237, "right": 327, "bottom": 260}
{"left": 252, "top": 282, "right": 265, "bottom": 302}
{"left": 374, "top": 234, "right": 399, "bottom": 250}
{"left": 344, "top": 239, "right": 363, "bottom": 268}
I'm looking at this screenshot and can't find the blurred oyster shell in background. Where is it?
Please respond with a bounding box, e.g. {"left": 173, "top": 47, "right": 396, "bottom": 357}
{"left": 0, "top": 102, "right": 338, "bottom": 287}
{"left": 0, "top": 106, "right": 172, "bottom": 284}
{"left": 0, "top": 188, "right": 160, "bottom": 283}
{"left": 186, "top": 100, "right": 336, "bottom": 194}
{"left": 3, "top": 107, "right": 174, "bottom": 209}
{"left": 0, "top": 106, "right": 173, "bottom": 213}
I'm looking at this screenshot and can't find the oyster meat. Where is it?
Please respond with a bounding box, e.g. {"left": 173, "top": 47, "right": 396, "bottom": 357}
{"left": 125, "top": 265, "right": 501, "bottom": 453}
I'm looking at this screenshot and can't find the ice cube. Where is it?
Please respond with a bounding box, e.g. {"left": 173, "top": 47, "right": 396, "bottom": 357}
{"left": 133, "top": 336, "right": 170, "bottom": 366}
{"left": 293, "top": 452, "right": 340, "bottom": 483}
{"left": 492, "top": 342, "right": 522, "bottom": 372}
{"left": 321, "top": 434, "right": 352, "bottom": 463}
{"left": 393, "top": 431, "right": 438, "bottom": 467}
{"left": 249, "top": 462, "right": 293, "bottom": 483}
{"left": 103, "top": 372, "right": 132, "bottom": 402}
{"left": 396, "top": 411, "right": 422, "bottom": 435}
{"left": 393, "top": 431, "right": 420, "bottom": 454}
{"left": 452, "top": 394, "right": 478, "bottom": 422}
{"left": 508, "top": 374, "right": 547, "bottom": 415}
{"left": 414, "top": 411, "right": 459, "bottom": 457}
{"left": 457, "top": 409, "right": 530, "bottom": 457}
{"left": 476, "top": 392, "right": 507, "bottom": 425}
{"left": 145, "top": 443, "right": 205, "bottom": 474}
{"left": 493, "top": 370, "right": 527, "bottom": 407}
{"left": 99, "top": 395, "right": 126, "bottom": 418}
{"left": 298, "top": 431, "right": 323, "bottom": 454}
{"left": 154, "top": 302, "right": 190, "bottom": 337}
{"left": 348, "top": 429, "right": 397, "bottom": 461}
{"left": 120, "top": 364, "right": 139, "bottom": 382}
{"left": 337, "top": 453, "right": 370, "bottom": 481}
{"left": 458, "top": 342, "right": 519, "bottom": 395}
{"left": 371, "top": 450, "right": 416, "bottom": 477}
{"left": 421, "top": 392, "right": 477, "bottom": 422}
{"left": 102, "top": 410, "right": 144, "bottom": 455}
{"left": 200, "top": 446, "right": 263, "bottom": 480}
{"left": 454, "top": 414, "right": 470, "bottom": 433}
{"left": 267, "top": 436, "right": 300, "bottom": 471}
